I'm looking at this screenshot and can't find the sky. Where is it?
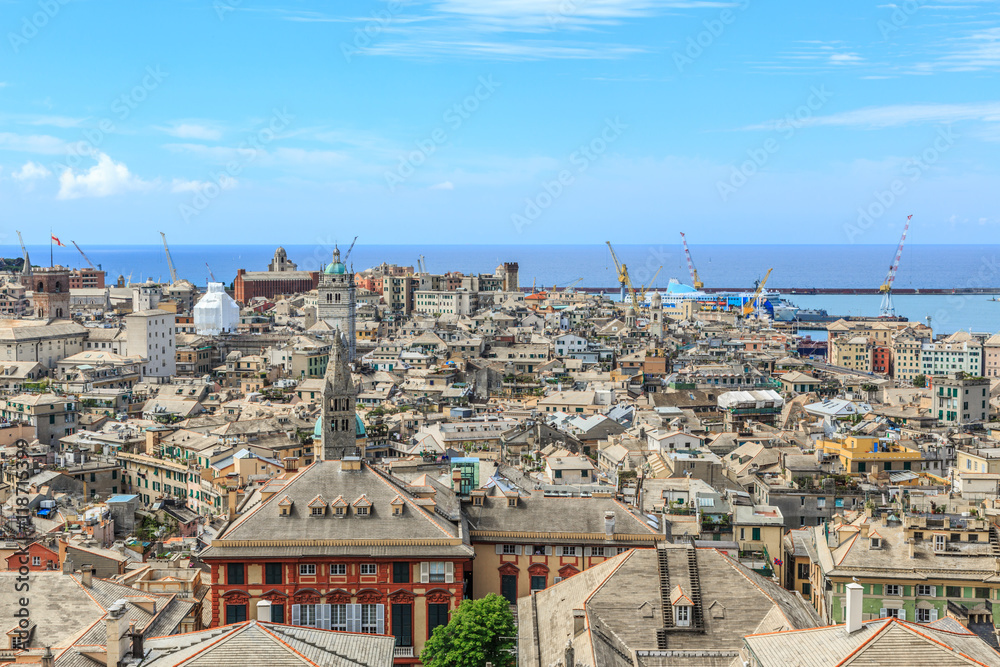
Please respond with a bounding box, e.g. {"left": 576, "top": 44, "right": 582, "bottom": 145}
{"left": 0, "top": 0, "right": 998, "bottom": 246}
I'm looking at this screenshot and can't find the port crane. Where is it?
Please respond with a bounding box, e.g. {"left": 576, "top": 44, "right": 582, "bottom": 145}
{"left": 606, "top": 241, "right": 638, "bottom": 305}
{"left": 159, "top": 232, "right": 178, "bottom": 283}
{"left": 71, "top": 241, "right": 97, "bottom": 270}
{"left": 879, "top": 215, "right": 911, "bottom": 317}
{"left": 680, "top": 232, "right": 704, "bottom": 290}
{"left": 206, "top": 263, "right": 217, "bottom": 282}
{"left": 742, "top": 268, "right": 773, "bottom": 317}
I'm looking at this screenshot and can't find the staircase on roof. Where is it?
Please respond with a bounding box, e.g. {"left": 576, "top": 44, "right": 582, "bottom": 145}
{"left": 656, "top": 546, "right": 673, "bottom": 649}
{"left": 686, "top": 545, "right": 706, "bottom": 631}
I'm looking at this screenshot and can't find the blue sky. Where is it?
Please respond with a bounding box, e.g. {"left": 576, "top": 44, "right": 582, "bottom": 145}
{"left": 0, "top": 0, "right": 998, "bottom": 245}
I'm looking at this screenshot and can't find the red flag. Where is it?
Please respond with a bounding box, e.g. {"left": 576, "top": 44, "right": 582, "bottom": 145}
{"left": 51, "top": 235, "right": 65, "bottom": 247}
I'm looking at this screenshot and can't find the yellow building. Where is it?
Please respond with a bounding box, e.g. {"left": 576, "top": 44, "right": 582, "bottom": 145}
{"left": 817, "top": 435, "right": 923, "bottom": 474}
{"left": 804, "top": 514, "right": 1000, "bottom": 627}
{"left": 733, "top": 504, "right": 786, "bottom": 583}
{"left": 890, "top": 331, "right": 924, "bottom": 381}
{"left": 466, "top": 487, "right": 662, "bottom": 603}
{"left": 956, "top": 447, "right": 1000, "bottom": 476}
{"left": 830, "top": 335, "right": 873, "bottom": 372}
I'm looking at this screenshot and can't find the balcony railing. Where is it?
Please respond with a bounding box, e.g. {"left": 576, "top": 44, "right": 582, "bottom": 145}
{"left": 393, "top": 646, "right": 414, "bottom": 658}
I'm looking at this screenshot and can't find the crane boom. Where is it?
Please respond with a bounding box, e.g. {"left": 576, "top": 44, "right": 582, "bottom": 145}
{"left": 680, "top": 232, "right": 704, "bottom": 290}
{"left": 638, "top": 266, "right": 662, "bottom": 302}
{"left": 879, "top": 215, "right": 911, "bottom": 317}
{"left": 206, "top": 263, "right": 217, "bottom": 282}
{"left": 605, "top": 241, "right": 639, "bottom": 306}
{"left": 343, "top": 236, "right": 358, "bottom": 263}
{"left": 71, "top": 241, "right": 96, "bottom": 270}
{"left": 742, "top": 268, "right": 773, "bottom": 316}
{"left": 15, "top": 231, "right": 31, "bottom": 278}
{"left": 159, "top": 232, "right": 178, "bottom": 283}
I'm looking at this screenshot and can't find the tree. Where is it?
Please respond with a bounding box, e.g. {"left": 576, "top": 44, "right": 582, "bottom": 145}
{"left": 913, "top": 374, "right": 926, "bottom": 388}
{"left": 420, "top": 593, "right": 516, "bottom": 667}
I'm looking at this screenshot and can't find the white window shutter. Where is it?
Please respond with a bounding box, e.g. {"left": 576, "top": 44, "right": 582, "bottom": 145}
{"left": 376, "top": 604, "right": 385, "bottom": 635}
{"left": 584, "top": 547, "right": 592, "bottom": 557}
{"left": 347, "top": 604, "right": 361, "bottom": 633}
{"left": 880, "top": 608, "right": 887, "bottom": 618}
{"left": 898, "top": 609, "right": 906, "bottom": 621}
{"left": 420, "top": 562, "right": 430, "bottom": 583}
{"left": 445, "top": 562, "right": 455, "bottom": 583}
{"left": 317, "top": 604, "right": 331, "bottom": 630}
{"left": 930, "top": 587, "right": 936, "bottom": 597}
{"left": 929, "top": 608, "right": 938, "bottom": 622}
{"left": 291, "top": 604, "right": 301, "bottom": 626}
{"left": 545, "top": 546, "right": 553, "bottom": 556}
{"left": 496, "top": 544, "right": 504, "bottom": 555}
{"left": 515, "top": 545, "right": 523, "bottom": 555}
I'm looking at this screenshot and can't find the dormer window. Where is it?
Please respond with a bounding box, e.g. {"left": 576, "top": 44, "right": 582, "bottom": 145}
{"left": 870, "top": 537, "right": 881, "bottom": 549}
{"left": 311, "top": 506, "right": 324, "bottom": 516}
{"left": 307, "top": 494, "right": 327, "bottom": 517}
{"left": 473, "top": 496, "right": 484, "bottom": 506}
{"left": 508, "top": 496, "right": 518, "bottom": 507}
{"left": 675, "top": 605, "right": 691, "bottom": 627}
{"left": 335, "top": 507, "right": 345, "bottom": 517}
{"left": 357, "top": 506, "right": 369, "bottom": 516}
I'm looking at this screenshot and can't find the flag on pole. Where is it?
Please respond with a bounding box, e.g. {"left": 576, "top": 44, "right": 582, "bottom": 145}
{"left": 51, "top": 235, "right": 65, "bottom": 247}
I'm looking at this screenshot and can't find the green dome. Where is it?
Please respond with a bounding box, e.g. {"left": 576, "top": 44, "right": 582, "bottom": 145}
{"left": 324, "top": 262, "right": 346, "bottom": 275}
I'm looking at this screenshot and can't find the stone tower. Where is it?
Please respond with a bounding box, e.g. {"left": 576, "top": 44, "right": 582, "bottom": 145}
{"left": 317, "top": 246, "right": 356, "bottom": 361}
{"left": 268, "top": 246, "right": 297, "bottom": 272}
{"left": 649, "top": 291, "right": 664, "bottom": 339}
{"left": 30, "top": 267, "right": 70, "bottom": 319}
{"left": 321, "top": 331, "right": 358, "bottom": 461}
{"left": 500, "top": 262, "right": 519, "bottom": 292}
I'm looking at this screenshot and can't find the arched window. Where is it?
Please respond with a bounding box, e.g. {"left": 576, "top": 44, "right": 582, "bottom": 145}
{"left": 37, "top": 282, "right": 43, "bottom": 292}
{"left": 326, "top": 294, "right": 332, "bottom": 302}
{"left": 55, "top": 282, "right": 61, "bottom": 293}
{"left": 335, "top": 294, "right": 341, "bottom": 303}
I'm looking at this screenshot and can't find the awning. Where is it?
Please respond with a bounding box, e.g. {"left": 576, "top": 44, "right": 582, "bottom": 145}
{"left": 881, "top": 599, "right": 903, "bottom": 609}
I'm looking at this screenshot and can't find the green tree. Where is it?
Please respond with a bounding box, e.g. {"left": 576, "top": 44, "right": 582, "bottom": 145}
{"left": 913, "top": 374, "right": 926, "bottom": 388}
{"left": 420, "top": 594, "right": 516, "bottom": 667}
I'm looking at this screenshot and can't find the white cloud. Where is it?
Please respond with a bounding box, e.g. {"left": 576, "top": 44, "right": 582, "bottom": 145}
{"left": 12, "top": 161, "right": 52, "bottom": 182}
{"left": 744, "top": 101, "right": 1000, "bottom": 130}
{"left": 170, "top": 177, "right": 238, "bottom": 193}
{"left": 430, "top": 181, "right": 455, "bottom": 190}
{"left": 57, "top": 153, "right": 153, "bottom": 199}
{"left": 159, "top": 122, "right": 224, "bottom": 141}
{"left": 0, "top": 132, "right": 69, "bottom": 154}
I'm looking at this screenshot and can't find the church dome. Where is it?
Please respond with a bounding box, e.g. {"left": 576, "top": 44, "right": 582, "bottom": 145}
{"left": 324, "top": 262, "right": 346, "bottom": 275}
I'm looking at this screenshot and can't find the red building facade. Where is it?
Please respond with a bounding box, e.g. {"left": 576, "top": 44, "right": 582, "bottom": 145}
{"left": 200, "top": 459, "right": 475, "bottom": 664}
{"left": 234, "top": 269, "right": 319, "bottom": 303}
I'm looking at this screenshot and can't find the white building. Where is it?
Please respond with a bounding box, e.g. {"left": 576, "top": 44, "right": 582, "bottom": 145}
{"left": 125, "top": 310, "right": 176, "bottom": 380}
{"left": 554, "top": 333, "right": 588, "bottom": 357}
{"left": 193, "top": 282, "right": 240, "bottom": 336}
{"left": 920, "top": 340, "right": 982, "bottom": 376}
{"left": 413, "top": 289, "right": 475, "bottom": 317}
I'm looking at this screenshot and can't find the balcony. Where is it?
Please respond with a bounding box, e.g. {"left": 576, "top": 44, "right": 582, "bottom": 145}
{"left": 393, "top": 646, "right": 415, "bottom": 658}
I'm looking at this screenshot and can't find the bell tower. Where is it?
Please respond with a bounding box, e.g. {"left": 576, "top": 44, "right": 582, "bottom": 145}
{"left": 321, "top": 331, "right": 359, "bottom": 460}
{"left": 317, "top": 246, "right": 356, "bottom": 361}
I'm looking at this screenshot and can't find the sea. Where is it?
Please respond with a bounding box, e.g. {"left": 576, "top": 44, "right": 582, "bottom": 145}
{"left": 11, "top": 243, "right": 1000, "bottom": 335}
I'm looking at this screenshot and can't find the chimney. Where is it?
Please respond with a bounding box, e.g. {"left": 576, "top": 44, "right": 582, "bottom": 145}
{"left": 452, "top": 468, "right": 463, "bottom": 494}
{"left": 105, "top": 601, "right": 130, "bottom": 667}
{"left": 129, "top": 621, "right": 144, "bottom": 659}
{"left": 908, "top": 539, "right": 915, "bottom": 559}
{"left": 228, "top": 487, "right": 238, "bottom": 522}
{"left": 845, "top": 583, "right": 863, "bottom": 634}
{"left": 256, "top": 599, "right": 272, "bottom": 622}
{"left": 40, "top": 647, "right": 54, "bottom": 667}
{"left": 604, "top": 511, "right": 616, "bottom": 536}
{"left": 81, "top": 564, "right": 93, "bottom": 588}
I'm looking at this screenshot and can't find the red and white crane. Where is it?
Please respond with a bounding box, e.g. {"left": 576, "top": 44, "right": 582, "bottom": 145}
{"left": 879, "top": 215, "right": 911, "bottom": 317}
{"left": 679, "top": 232, "right": 704, "bottom": 290}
